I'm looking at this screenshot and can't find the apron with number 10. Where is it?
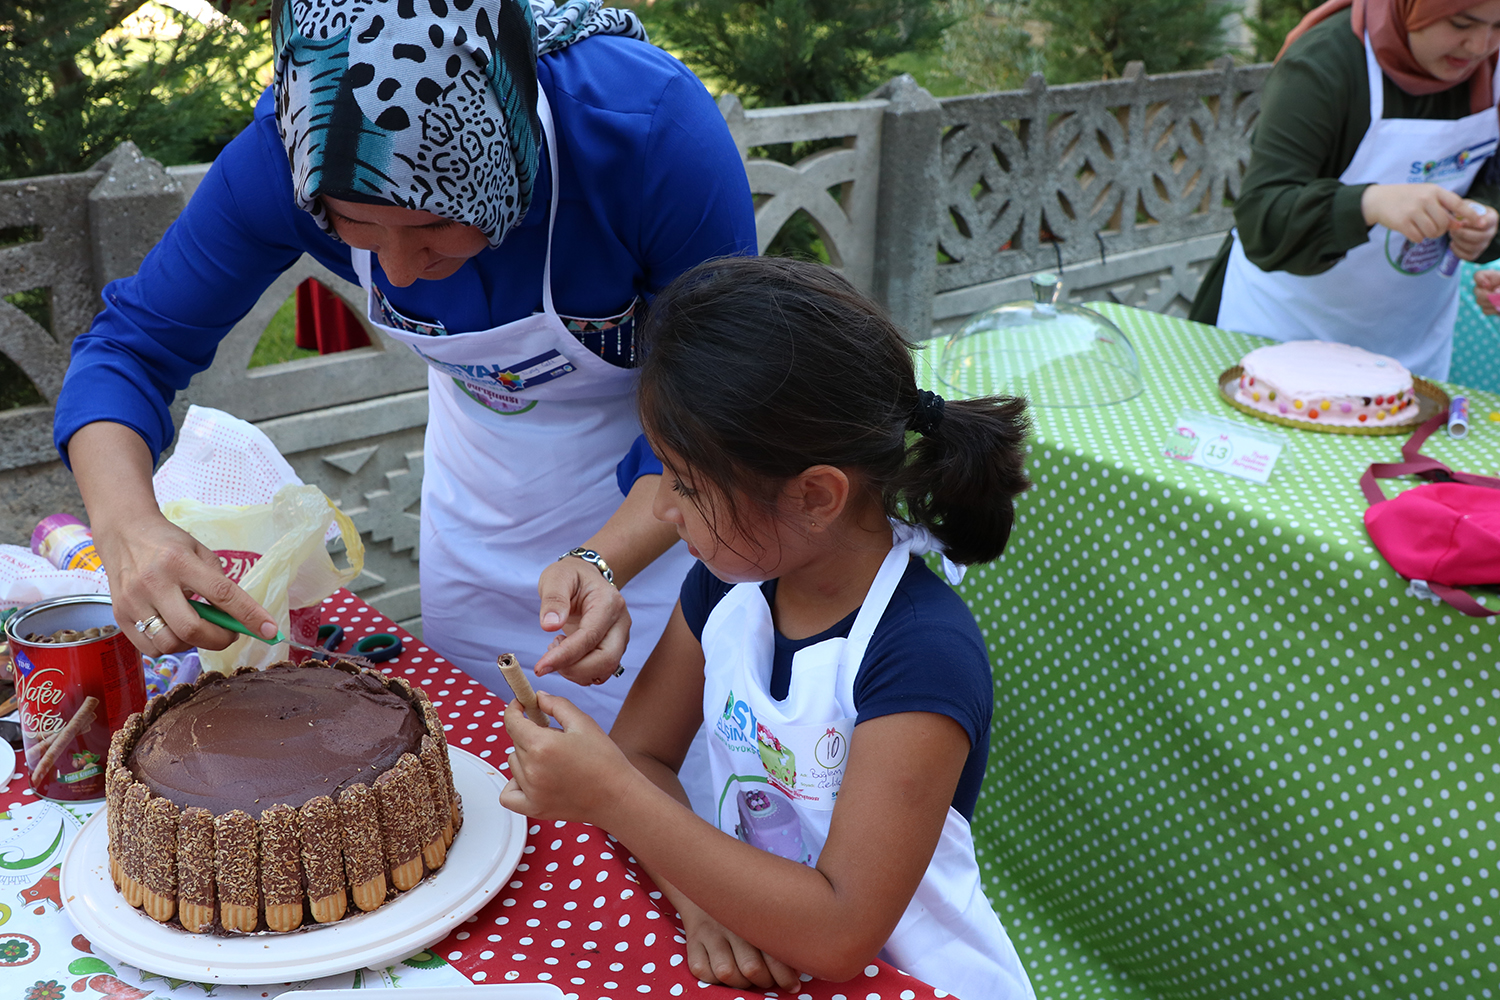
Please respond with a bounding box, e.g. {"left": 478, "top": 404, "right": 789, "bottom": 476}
{"left": 350, "top": 88, "right": 695, "bottom": 730}
{"left": 1219, "top": 32, "right": 1500, "bottom": 380}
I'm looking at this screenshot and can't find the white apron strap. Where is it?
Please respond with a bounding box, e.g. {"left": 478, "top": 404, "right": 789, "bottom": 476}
{"left": 1364, "top": 33, "right": 1384, "bottom": 122}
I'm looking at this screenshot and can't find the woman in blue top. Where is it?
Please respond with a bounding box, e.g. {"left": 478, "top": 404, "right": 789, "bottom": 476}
{"left": 55, "top": 0, "right": 755, "bottom": 739}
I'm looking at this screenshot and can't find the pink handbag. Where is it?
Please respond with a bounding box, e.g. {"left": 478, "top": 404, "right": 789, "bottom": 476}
{"left": 1361, "top": 413, "right": 1500, "bottom": 617}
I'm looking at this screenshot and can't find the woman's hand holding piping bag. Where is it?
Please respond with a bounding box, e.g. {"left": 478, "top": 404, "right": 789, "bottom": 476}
{"left": 68, "top": 421, "right": 279, "bottom": 655}
{"left": 533, "top": 474, "right": 680, "bottom": 685}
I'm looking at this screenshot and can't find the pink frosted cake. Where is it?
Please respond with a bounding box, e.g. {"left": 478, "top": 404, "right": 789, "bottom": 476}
{"left": 1234, "top": 341, "right": 1420, "bottom": 427}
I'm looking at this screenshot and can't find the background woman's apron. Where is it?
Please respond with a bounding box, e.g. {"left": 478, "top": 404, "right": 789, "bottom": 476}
{"left": 699, "top": 524, "right": 1035, "bottom": 1000}
{"left": 1219, "top": 33, "right": 1500, "bottom": 380}
{"left": 351, "top": 90, "right": 699, "bottom": 771}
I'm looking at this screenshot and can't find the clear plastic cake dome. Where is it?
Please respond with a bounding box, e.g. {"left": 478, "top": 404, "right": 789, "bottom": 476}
{"left": 935, "top": 273, "right": 1144, "bottom": 407}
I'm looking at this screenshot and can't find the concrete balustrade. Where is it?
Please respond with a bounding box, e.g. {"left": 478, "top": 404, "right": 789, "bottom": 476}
{"left": 0, "top": 61, "right": 1273, "bottom": 629}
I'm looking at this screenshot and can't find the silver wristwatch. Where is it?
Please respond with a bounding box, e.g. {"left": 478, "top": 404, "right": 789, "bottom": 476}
{"left": 559, "top": 547, "right": 615, "bottom": 587}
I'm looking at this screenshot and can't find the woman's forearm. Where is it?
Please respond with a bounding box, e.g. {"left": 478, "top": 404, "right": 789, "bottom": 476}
{"left": 578, "top": 474, "right": 678, "bottom": 589}
{"left": 69, "top": 422, "right": 168, "bottom": 533}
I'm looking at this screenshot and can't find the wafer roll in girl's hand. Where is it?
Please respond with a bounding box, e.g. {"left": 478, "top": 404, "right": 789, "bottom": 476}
{"left": 31, "top": 695, "right": 99, "bottom": 786}
{"left": 498, "top": 654, "right": 548, "bottom": 726}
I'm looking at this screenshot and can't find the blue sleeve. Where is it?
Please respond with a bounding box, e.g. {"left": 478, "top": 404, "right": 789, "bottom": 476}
{"left": 52, "top": 91, "right": 355, "bottom": 466}
{"left": 853, "top": 566, "right": 994, "bottom": 821}
{"left": 616, "top": 434, "right": 664, "bottom": 495}
{"left": 636, "top": 65, "right": 757, "bottom": 285}
{"left": 678, "top": 560, "right": 735, "bottom": 642}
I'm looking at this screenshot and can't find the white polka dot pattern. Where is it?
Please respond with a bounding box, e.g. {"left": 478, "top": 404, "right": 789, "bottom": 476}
{"left": 1454, "top": 263, "right": 1500, "bottom": 394}
{"left": 322, "top": 596, "right": 950, "bottom": 999}
{"left": 919, "top": 305, "right": 1500, "bottom": 999}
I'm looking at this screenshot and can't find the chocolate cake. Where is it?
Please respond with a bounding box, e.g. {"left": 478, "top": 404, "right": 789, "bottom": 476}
{"left": 104, "top": 660, "right": 462, "bottom": 933}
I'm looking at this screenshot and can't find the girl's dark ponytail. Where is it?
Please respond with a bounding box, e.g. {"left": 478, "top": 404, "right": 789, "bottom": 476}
{"left": 897, "top": 393, "right": 1031, "bottom": 565}
{"left": 638, "top": 256, "right": 1031, "bottom": 566}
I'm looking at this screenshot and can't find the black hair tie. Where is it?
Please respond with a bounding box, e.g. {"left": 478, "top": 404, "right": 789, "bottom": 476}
{"left": 908, "top": 389, "right": 945, "bottom": 436}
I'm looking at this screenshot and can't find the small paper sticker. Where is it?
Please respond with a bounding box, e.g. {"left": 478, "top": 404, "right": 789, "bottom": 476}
{"left": 1164, "top": 411, "right": 1286, "bottom": 484}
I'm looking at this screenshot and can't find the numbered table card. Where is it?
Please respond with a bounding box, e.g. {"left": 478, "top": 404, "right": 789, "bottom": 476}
{"left": 1163, "top": 410, "right": 1288, "bottom": 484}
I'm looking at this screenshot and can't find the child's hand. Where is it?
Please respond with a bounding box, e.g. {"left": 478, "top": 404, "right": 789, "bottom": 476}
{"left": 1476, "top": 268, "right": 1500, "bottom": 315}
{"left": 499, "top": 691, "right": 634, "bottom": 824}
{"left": 678, "top": 896, "right": 803, "bottom": 992}
{"left": 1449, "top": 201, "right": 1498, "bottom": 261}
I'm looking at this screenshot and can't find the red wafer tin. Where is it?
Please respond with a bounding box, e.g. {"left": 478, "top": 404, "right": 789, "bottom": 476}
{"left": 5, "top": 594, "right": 146, "bottom": 801}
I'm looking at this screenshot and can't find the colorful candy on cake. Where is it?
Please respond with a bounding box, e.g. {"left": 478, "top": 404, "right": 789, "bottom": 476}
{"left": 104, "top": 660, "right": 461, "bottom": 934}
{"left": 1233, "top": 341, "right": 1421, "bottom": 427}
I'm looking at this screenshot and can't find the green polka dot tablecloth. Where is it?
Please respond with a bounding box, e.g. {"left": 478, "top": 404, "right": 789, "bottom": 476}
{"left": 918, "top": 305, "right": 1500, "bottom": 1000}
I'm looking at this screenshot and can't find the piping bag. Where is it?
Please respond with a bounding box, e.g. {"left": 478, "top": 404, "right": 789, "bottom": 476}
{"left": 190, "top": 599, "right": 376, "bottom": 669}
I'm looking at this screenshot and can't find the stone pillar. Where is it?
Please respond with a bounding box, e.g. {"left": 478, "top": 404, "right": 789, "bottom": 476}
{"left": 88, "top": 141, "right": 185, "bottom": 293}
{"left": 868, "top": 74, "right": 942, "bottom": 342}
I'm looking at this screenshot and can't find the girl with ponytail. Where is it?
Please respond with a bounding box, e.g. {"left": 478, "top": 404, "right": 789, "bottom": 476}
{"left": 500, "top": 256, "right": 1035, "bottom": 999}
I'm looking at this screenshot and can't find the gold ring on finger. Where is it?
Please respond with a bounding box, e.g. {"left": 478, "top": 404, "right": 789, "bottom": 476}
{"left": 134, "top": 614, "right": 167, "bottom": 637}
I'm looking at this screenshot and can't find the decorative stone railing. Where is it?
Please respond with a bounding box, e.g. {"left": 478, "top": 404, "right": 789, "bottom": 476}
{"left": 0, "top": 60, "right": 1271, "bottom": 627}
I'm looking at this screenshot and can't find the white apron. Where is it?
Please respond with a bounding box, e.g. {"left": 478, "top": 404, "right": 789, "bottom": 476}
{"left": 700, "top": 524, "right": 1034, "bottom": 1000}
{"left": 1219, "top": 33, "right": 1500, "bottom": 380}
{"left": 351, "top": 90, "right": 703, "bottom": 791}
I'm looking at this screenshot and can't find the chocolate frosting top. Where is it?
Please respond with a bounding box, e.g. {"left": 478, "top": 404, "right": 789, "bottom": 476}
{"left": 128, "top": 664, "right": 425, "bottom": 815}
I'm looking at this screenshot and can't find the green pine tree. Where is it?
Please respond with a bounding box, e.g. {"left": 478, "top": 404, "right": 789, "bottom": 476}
{"left": 1245, "top": 0, "right": 1321, "bottom": 62}
{"left": 632, "top": 0, "right": 949, "bottom": 107}
{"left": 0, "top": 0, "right": 272, "bottom": 181}
{"left": 1032, "top": 0, "right": 1234, "bottom": 81}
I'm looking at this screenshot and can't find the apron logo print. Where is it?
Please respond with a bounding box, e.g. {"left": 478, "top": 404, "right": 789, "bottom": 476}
{"left": 717, "top": 692, "right": 757, "bottom": 747}
{"left": 1409, "top": 138, "right": 1497, "bottom": 181}
{"left": 757, "top": 722, "right": 797, "bottom": 792}
{"left": 1385, "top": 231, "right": 1447, "bottom": 275}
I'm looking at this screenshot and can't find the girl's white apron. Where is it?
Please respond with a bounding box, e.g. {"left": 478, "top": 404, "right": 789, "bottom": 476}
{"left": 351, "top": 89, "right": 698, "bottom": 758}
{"left": 1219, "top": 34, "right": 1500, "bottom": 380}
{"left": 699, "top": 524, "right": 1034, "bottom": 1000}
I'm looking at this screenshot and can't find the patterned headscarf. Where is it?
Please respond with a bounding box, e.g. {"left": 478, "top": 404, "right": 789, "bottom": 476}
{"left": 272, "top": 0, "right": 647, "bottom": 247}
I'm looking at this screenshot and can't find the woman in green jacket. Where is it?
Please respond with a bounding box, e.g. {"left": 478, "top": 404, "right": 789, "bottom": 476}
{"left": 1190, "top": 0, "right": 1500, "bottom": 379}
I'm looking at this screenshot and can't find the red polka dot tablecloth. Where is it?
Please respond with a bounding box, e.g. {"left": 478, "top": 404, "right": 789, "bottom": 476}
{"left": 320, "top": 592, "right": 954, "bottom": 1000}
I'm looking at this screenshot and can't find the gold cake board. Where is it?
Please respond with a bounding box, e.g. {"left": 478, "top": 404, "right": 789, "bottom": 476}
{"left": 1217, "top": 366, "right": 1450, "bottom": 436}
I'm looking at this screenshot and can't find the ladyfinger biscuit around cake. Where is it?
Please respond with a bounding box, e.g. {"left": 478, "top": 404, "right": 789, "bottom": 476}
{"left": 300, "top": 795, "right": 347, "bottom": 923}
{"left": 139, "top": 796, "right": 180, "bottom": 923}
{"left": 214, "top": 810, "right": 260, "bottom": 932}
{"left": 176, "top": 807, "right": 216, "bottom": 933}
{"left": 338, "top": 783, "right": 387, "bottom": 911}
{"left": 375, "top": 755, "right": 430, "bottom": 891}
{"left": 418, "top": 736, "right": 454, "bottom": 857}
{"left": 119, "top": 782, "right": 150, "bottom": 907}
{"left": 259, "top": 804, "right": 304, "bottom": 931}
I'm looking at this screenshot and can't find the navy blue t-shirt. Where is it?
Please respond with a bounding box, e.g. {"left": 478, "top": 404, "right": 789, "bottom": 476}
{"left": 679, "top": 557, "right": 994, "bottom": 821}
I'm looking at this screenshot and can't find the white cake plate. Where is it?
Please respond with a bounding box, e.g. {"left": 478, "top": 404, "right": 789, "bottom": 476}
{"left": 0, "top": 739, "right": 14, "bottom": 789}
{"left": 59, "top": 747, "right": 525, "bottom": 984}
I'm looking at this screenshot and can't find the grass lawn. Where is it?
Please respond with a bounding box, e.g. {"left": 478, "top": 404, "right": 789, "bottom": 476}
{"left": 249, "top": 292, "right": 317, "bottom": 368}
